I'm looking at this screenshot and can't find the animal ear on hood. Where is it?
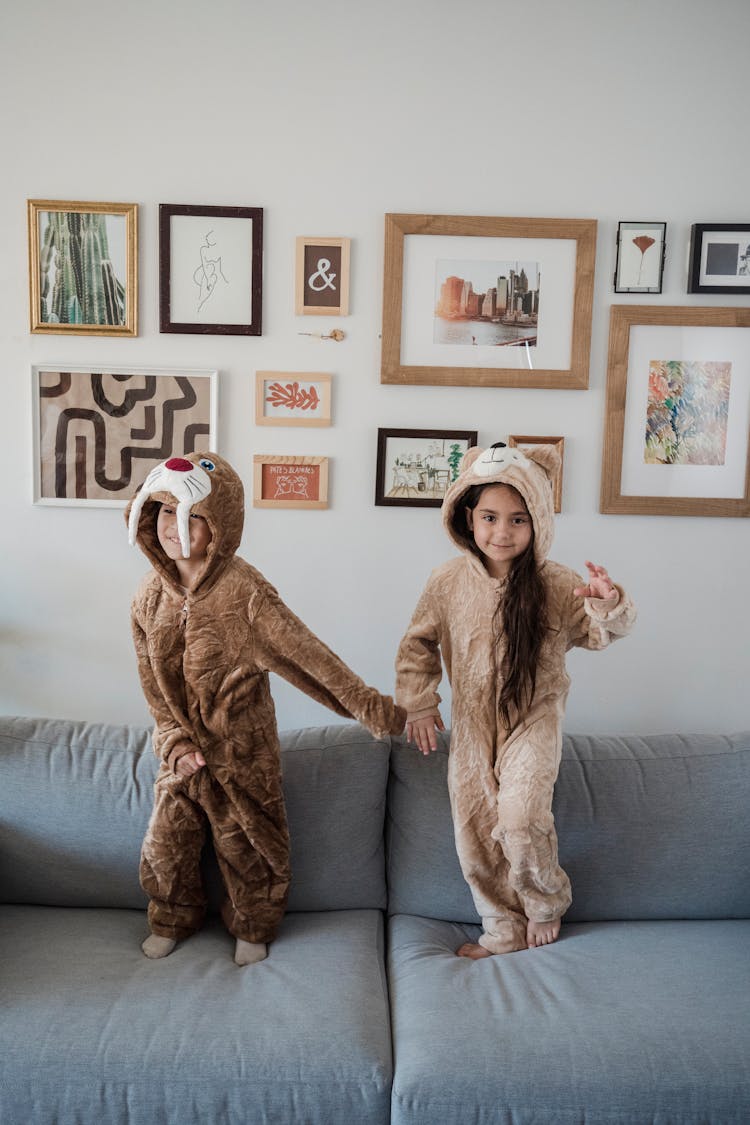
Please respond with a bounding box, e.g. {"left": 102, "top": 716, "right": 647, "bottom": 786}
{"left": 524, "top": 443, "right": 561, "bottom": 479}
{"left": 456, "top": 446, "right": 484, "bottom": 476}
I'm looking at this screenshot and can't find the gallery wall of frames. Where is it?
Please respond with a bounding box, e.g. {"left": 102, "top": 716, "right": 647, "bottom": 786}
{"left": 27, "top": 199, "right": 750, "bottom": 519}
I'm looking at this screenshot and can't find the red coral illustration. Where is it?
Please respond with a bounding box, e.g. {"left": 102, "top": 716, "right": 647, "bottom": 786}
{"left": 266, "top": 381, "right": 320, "bottom": 412}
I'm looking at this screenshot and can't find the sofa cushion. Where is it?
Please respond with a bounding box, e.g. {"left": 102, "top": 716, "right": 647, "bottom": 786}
{"left": 388, "top": 913, "right": 750, "bottom": 1125}
{"left": 0, "top": 717, "right": 390, "bottom": 912}
{"left": 0, "top": 905, "right": 391, "bottom": 1125}
{"left": 386, "top": 729, "right": 750, "bottom": 922}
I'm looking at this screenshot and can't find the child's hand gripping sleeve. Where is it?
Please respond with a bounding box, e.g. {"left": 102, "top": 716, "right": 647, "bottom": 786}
{"left": 567, "top": 577, "right": 637, "bottom": 652}
{"left": 250, "top": 585, "right": 405, "bottom": 739}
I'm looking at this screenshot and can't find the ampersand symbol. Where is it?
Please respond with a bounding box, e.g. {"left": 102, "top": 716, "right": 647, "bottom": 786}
{"left": 308, "top": 258, "right": 337, "bottom": 292}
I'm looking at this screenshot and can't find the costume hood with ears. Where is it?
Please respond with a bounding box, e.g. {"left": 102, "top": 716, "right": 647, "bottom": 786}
{"left": 442, "top": 441, "right": 560, "bottom": 565}
{"left": 125, "top": 452, "right": 244, "bottom": 595}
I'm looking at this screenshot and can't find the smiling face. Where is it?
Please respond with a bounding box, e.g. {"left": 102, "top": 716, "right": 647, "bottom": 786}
{"left": 156, "top": 503, "right": 212, "bottom": 587}
{"left": 465, "top": 483, "right": 533, "bottom": 578}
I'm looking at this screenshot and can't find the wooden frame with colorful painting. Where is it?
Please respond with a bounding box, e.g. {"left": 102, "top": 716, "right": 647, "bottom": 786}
{"left": 28, "top": 199, "right": 138, "bottom": 336}
{"left": 380, "top": 213, "right": 597, "bottom": 389}
{"left": 253, "top": 455, "right": 329, "bottom": 509}
{"left": 508, "top": 435, "right": 564, "bottom": 512}
{"left": 295, "top": 237, "right": 350, "bottom": 316}
{"left": 600, "top": 305, "right": 750, "bottom": 517}
{"left": 255, "top": 372, "right": 332, "bottom": 427}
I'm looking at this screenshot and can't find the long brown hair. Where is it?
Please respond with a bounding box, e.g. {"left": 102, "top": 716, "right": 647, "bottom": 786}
{"left": 455, "top": 483, "right": 548, "bottom": 730}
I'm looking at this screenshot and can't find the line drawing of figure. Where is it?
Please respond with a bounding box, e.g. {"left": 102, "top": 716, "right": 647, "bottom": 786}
{"left": 194, "top": 230, "right": 228, "bottom": 312}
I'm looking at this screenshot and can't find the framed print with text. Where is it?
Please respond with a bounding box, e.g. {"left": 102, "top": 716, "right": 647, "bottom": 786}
{"left": 253, "top": 455, "right": 329, "bottom": 508}
{"left": 295, "top": 237, "right": 350, "bottom": 316}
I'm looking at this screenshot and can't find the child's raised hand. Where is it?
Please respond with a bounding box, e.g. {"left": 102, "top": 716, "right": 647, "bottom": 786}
{"left": 406, "top": 713, "right": 445, "bottom": 756}
{"left": 573, "top": 561, "right": 617, "bottom": 601}
{"left": 175, "top": 750, "right": 206, "bottom": 777}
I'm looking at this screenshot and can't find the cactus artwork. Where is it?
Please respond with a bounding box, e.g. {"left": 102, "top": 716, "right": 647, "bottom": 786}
{"left": 38, "top": 211, "right": 126, "bottom": 326}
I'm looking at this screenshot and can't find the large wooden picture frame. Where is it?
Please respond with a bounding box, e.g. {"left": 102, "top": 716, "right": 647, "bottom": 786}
{"left": 28, "top": 199, "right": 138, "bottom": 336}
{"left": 600, "top": 306, "right": 750, "bottom": 517}
{"left": 380, "top": 213, "right": 597, "bottom": 389}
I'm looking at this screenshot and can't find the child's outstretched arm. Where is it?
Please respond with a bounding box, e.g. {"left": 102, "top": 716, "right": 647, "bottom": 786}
{"left": 568, "top": 559, "right": 636, "bottom": 650}
{"left": 249, "top": 580, "right": 405, "bottom": 739}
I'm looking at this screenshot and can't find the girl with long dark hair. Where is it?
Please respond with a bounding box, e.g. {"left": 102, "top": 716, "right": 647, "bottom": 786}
{"left": 395, "top": 442, "right": 635, "bottom": 956}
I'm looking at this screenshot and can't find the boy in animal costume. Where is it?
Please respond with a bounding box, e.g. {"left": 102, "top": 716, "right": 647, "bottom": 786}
{"left": 395, "top": 442, "right": 636, "bottom": 957}
{"left": 127, "top": 453, "right": 405, "bottom": 965}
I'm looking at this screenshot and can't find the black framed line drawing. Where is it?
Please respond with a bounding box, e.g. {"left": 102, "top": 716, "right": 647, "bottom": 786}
{"left": 687, "top": 223, "right": 750, "bottom": 294}
{"left": 613, "top": 221, "right": 666, "bottom": 294}
{"left": 159, "top": 204, "right": 263, "bottom": 335}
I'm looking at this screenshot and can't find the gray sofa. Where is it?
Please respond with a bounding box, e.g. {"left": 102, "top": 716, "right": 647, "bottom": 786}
{"left": 1, "top": 715, "right": 748, "bottom": 1125}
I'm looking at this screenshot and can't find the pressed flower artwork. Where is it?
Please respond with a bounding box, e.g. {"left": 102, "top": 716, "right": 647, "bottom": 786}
{"left": 614, "top": 221, "right": 666, "bottom": 293}
{"left": 644, "top": 359, "right": 731, "bottom": 465}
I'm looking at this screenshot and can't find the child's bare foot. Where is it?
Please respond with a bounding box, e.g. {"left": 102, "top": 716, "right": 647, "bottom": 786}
{"left": 456, "top": 942, "right": 493, "bottom": 959}
{"left": 142, "top": 934, "right": 177, "bottom": 959}
{"left": 234, "top": 939, "right": 268, "bottom": 966}
{"left": 526, "top": 918, "right": 561, "bottom": 948}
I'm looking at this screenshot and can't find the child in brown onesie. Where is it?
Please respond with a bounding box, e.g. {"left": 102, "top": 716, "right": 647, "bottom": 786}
{"left": 127, "top": 452, "right": 404, "bottom": 965}
{"left": 395, "top": 442, "right": 635, "bottom": 957}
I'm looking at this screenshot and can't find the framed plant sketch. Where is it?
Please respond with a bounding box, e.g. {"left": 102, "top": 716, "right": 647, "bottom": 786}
{"left": 375, "top": 428, "right": 478, "bottom": 507}
{"left": 600, "top": 306, "right": 750, "bottom": 517}
{"left": 295, "top": 237, "right": 350, "bottom": 316}
{"left": 613, "top": 221, "right": 666, "bottom": 294}
{"left": 687, "top": 223, "right": 750, "bottom": 294}
{"left": 31, "top": 365, "right": 217, "bottom": 506}
{"left": 380, "top": 213, "right": 597, "bottom": 389}
{"left": 253, "top": 455, "right": 329, "bottom": 509}
{"left": 159, "top": 203, "right": 263, "bottom": 334}
{"left": 27, "top": 199, "right": 137, "bottom": 336}
{"left": 255, "top": 372, "right": 332, "bottom": 427}
{"left": 508, "top": 434, "right": 564, "bottom": 511}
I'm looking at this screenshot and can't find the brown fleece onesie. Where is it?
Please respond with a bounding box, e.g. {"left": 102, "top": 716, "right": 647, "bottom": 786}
{"left": 395, "top": 444, "right": 636, "bottom": 954}
{"left": 126, "top": 453, "right": 404, "bottom": 947}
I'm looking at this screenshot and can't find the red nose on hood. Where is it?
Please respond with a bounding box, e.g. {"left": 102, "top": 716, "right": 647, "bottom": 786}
{"left": 165, "top": 457, "right": 194, "bottom": 472}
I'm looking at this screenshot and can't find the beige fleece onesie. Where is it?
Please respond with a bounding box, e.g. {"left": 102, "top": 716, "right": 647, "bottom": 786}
{"left": 395, "top": 444, "right": 636, "bottom": 953}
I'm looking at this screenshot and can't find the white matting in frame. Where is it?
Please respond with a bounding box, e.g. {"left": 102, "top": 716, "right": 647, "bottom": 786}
{"left": 169, "top": 215, "right": 256, "bottom": 326}
{"left": 400, "top": 233, "right": 577, "bottom": 372}
{"left": 621, "top": 325, "right": 750, "bottom": 499}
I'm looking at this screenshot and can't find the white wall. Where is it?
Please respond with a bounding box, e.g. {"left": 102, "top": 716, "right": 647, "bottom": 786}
{"left": 1, "top": 0, "right": 748, "bottom": 736}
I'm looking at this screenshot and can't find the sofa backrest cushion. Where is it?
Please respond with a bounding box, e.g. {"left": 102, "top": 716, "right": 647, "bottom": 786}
{"left": 0, "top": 717, "right": 389, "bottom": 912}
{"left": 386, "top": 729, "right": 750, "bottom": 922}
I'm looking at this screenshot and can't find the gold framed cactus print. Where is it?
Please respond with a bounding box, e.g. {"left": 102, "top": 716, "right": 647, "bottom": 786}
{"left": 27, "top": 199, "right": 138, "bottom": 336}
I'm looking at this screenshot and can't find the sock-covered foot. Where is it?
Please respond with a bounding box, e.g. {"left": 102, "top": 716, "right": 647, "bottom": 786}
{"left": 234, "top": 939, "right": 268, "bottom": 966}
{"left": 526, "top": 918, "right": 561, "bottom": 948}
{"left": 142, "top": 934, "right": 177, "bottom": 959}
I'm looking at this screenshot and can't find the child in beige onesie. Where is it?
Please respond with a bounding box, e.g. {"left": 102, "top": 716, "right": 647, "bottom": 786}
{"left": 395, "top": 442, "right": 635, "bottom": 957}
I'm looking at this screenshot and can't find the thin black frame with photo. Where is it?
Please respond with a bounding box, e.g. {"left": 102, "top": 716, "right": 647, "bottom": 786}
{"left": 687, "top": 223, "right": 750, "bottom": 295}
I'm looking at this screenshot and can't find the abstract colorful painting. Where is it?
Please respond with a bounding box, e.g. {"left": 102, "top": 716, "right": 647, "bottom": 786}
{"left": 644, "top": 359, "right": 731, "bottom": 465}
